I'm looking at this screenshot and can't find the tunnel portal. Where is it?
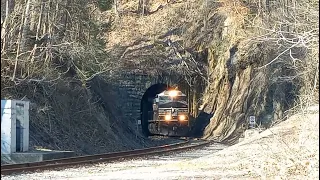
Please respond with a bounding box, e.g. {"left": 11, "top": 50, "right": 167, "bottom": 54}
{"left": 92, "top": 70, "right": 202, "bottom": 137}
{"left": 140, "top": 83, "right": 172, "bottom": 136}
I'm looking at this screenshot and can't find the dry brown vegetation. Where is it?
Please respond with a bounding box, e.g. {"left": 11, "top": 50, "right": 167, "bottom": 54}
{"left": 1, "top": 0, "right": 113, "bottom": 154}
{"left": 0, "top": 0, "right": 167, "bottom": 155}
{"left": 1, "top": 0, "right": 112, "bottom": 84}
{"left": 1, "top": 0, "right": 319, "bottom": 155}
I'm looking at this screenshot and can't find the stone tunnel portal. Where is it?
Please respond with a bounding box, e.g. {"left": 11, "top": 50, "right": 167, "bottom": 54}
{"left": 140, "top": 83, "right": 172, "bottom": 136}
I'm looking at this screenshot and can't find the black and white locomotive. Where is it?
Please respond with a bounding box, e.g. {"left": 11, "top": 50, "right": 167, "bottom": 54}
{"left": 148, "top": 89, "right": 189, "bottom": 136}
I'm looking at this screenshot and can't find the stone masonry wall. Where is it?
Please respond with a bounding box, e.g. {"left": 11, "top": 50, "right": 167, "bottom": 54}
{"left": 102, "top": 70, "right": 188, "bottom": 129}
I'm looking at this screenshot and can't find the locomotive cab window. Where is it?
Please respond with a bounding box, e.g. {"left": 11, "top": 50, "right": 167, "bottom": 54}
{"left": 159, "top": 96, "right": 171, "bottom": 101}
{"left": 173, "top": 96, "right": 187, "bottom": 102}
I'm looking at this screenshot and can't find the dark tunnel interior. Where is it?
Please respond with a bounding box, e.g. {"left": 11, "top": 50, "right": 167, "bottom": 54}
{"left": 140, "top": 83, "right": 171, "bottom": 136}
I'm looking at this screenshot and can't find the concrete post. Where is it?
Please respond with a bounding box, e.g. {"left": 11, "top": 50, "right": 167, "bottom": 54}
{"left": 249, "top": 116, "right": 256, "bottom": 129}
{"left": 1, "top": 100, "right": 30, "bottom": 154}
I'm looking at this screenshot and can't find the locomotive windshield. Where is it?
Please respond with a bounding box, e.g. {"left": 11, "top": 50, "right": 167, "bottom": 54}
{"left": 159, "top": 96, "right": 171, "bottom": 101}
{"left": 173, "top": 96, "right": 187, "bottom": 102}
{"left": 158, "top": 95, "right": 187, "bottom": 108}
{"left": 159, "top": 95, "right": 186, "bottom": 102}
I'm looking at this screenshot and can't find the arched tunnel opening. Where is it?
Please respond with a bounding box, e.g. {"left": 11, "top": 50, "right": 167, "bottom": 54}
{"left": 140, "top": 83, "right": 172, "bottom": 136}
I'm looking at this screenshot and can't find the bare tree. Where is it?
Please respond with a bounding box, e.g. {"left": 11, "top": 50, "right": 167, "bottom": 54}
{"left": 1, "top": 0, "right": 115, "bottom": 85}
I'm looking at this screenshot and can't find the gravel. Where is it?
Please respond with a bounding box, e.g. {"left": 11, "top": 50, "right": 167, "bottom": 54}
{"left": 2, "top": 111, "right": 318, "bottom": 180}
{"left": 1, "top": 143, "right": 229, "bottom": 180}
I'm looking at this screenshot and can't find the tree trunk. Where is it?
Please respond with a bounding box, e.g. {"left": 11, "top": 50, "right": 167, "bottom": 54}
{"left": 114, "top": 0, "right": 119, "bottom": 17}
{"left": 138, "top": 0, "right": 146, "bottom": 15}
{"left": 29, "top": 0, "right": 44, "bottom": 64}
{"left": 12, "top": 3, "right": 26, "bottom": 80}
{"left": 20, "top": 0, "right": 31, "bottom": 52}
{"left": 1, "top": 0, "right": 10, "bottom": 52}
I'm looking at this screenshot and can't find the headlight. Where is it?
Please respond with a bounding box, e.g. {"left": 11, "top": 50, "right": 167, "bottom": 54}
{"left": 165, "top": 114, "right": 172, "bottom": 121}
{"left": 179, "top": 115, "right": 186, "bottom": 121}
{"left": 168, "top": 90, "right": 178, "bottom": 97}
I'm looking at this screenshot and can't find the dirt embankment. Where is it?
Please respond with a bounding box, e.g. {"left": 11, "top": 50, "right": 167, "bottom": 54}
{"left": 1, "top": 0, "right": 318, "bottom": 158}
{"left": 1, "top": 0, "right": 187, "bottom": 159}
{"left": 1, "top": 77, "right": 179, "bottom": 157}
{"left": 193, "top": 0, "right": 318, "bottom": 143}
{"left": 102, "top": 0, "right": 318, "bottom": 143}
{"left": 172, "top": 107, "right": 319, "bottom": 179}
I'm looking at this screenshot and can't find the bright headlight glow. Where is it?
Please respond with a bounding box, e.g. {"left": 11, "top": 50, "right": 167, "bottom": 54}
{"left": 179, "top": 115, "right": 186, "bottom": 121}
{"left": 168, "top": 90, "right": 178, "bottom": 97}
{"left": 165, "top": 114, "right": 172, "bottom": 121}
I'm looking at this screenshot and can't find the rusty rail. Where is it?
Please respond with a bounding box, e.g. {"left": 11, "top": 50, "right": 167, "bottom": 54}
{"left": 1, "top": 139, "right": 210, "bottom": 175}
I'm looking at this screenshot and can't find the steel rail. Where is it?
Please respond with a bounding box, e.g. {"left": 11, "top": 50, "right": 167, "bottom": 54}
{"left": 1, "top": 140, "right": 188, "bottom": 171}
{"left": 1, "top": 139, "right": 210, "bottom": 175}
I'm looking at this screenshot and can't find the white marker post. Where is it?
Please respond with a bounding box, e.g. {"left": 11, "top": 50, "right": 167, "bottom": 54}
{"left": 136, "top": 120, "right": 142, "bottom": 139}
{"left": 249, "top": 116, "right": 255, "bottom": 129}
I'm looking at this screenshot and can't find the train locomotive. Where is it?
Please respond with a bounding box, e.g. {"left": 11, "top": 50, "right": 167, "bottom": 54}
{"left": 148, "top": 89, "right": 190, "bottom": 136}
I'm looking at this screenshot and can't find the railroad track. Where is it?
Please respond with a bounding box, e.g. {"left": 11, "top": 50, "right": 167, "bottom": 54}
{"left": 1, "top": 138, "right": 211, "bottom": 175}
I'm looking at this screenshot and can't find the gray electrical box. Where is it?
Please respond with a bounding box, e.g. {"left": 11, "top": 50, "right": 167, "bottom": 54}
{"left": 1, "top": 100, "right": 30, "bottom": 154}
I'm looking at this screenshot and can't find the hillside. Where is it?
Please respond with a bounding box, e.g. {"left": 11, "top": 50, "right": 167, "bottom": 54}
{"left": 100, "top": 0, "right": 319, "bottom": 143}
{"left": 1, "top": 0, "right": 319, "bottom": 157}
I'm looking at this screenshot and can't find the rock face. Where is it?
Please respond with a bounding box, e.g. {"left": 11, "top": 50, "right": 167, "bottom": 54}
{"left": 183, "top": 3, "right": 302, "bottom": 144}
